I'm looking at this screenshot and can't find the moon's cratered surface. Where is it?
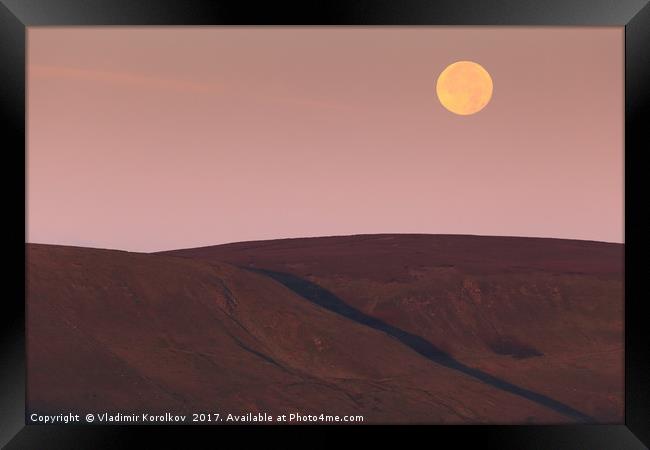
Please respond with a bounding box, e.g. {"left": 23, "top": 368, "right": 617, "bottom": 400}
{"left": 436, "top": 61, "right": 493, "bottom": 115}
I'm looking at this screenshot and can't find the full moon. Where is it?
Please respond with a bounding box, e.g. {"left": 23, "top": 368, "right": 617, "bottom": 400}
{"left": 436, "top": 61, "right": 493, "bottom": 115}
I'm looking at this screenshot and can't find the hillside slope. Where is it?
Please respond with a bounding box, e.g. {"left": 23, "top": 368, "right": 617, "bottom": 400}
{"left": 28, "top": 243, "right": 583, "bottom": 423}
{"left": 162, "top": 234, "right": 624, "bottom": 422}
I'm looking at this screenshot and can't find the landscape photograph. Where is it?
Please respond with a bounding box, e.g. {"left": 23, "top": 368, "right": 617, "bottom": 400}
{"left": 26, "top": 27, "right": 623, "bottom": 424}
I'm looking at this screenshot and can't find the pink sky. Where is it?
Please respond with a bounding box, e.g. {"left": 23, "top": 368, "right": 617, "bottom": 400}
{"left": 27, "top": 27, "right": 624, "bottom": 252}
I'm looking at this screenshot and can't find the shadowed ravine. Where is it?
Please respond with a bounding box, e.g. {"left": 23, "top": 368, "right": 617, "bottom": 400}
{"left": 250, "top": 268, "right": 595, "bottom": 423}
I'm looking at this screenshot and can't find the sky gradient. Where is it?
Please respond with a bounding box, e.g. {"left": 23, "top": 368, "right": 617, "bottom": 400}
{"left": 27, "top": 27, "right": 624, "bottom": 252}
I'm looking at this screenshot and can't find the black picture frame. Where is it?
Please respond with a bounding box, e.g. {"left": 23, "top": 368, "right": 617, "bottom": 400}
{"left": 1, "top": 1, "right": 648, "bottom": 448}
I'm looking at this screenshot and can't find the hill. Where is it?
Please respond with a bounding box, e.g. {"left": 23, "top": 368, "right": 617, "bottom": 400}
{"left": 162, "top": 234, "right": 624, "bottom": 422}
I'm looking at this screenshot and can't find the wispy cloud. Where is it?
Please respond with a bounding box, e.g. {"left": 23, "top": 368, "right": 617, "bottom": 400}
{"left": 29, "top": 64, "right": 223, "bottom": 94}
{"left": 30, "top": 64, "right": 358, "bottom": 113}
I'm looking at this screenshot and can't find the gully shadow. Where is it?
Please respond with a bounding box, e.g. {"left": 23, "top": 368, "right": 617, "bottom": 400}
{"left": 250, "top": 268, "right": 594, "bottom": 423}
